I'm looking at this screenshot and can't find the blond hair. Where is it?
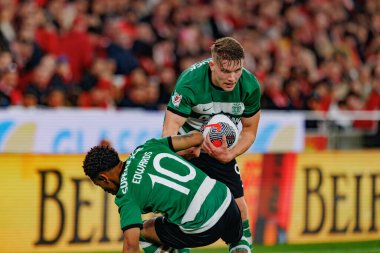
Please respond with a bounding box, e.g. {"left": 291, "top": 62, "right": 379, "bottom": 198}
{"left": 211, "top": 37, "right": 245, "bottom": 66}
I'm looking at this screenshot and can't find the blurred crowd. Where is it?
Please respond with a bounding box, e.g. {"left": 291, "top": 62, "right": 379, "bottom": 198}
{"left": 0, "top": 0, "right": 380, "bottom": 129}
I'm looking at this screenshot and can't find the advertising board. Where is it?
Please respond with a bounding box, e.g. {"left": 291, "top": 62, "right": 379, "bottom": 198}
{"left": 0, "top": 153, "right": 261, "bottom": 252}
{"left": 288, "top": 151, "right": 380, "bottom": 243}
{"left": 0, "top": 109, "right": 304, "bottom": 153}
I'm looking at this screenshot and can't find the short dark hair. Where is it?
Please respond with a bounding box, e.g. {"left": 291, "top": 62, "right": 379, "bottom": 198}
{"left": 211, "top": 37, "right": 245, "bottom": 66}
{"left": 83, "top": 145, "right": 120, "bottom": 180}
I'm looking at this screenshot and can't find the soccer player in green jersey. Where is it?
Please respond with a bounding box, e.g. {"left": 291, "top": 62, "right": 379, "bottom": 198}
{"left": 162, "top": 37, "right": 261, "bottom": 253}
{"left": 83, "top": 131, "right": 244, "bottom": 253}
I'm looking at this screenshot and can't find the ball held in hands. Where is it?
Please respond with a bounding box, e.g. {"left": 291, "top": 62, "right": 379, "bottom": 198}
{"left": 200, "top": 114, "right": 239, "bottom": 149}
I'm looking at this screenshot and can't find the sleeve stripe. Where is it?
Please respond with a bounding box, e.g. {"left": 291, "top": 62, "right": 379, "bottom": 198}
{"left": 242, "top": 108, "right": 260, "bottom": 118}
{"left": 167, "top": 106, "right": 189, "bottom": 118}
{"left": 167, "top": 136, "right": 175, "bottom": 151}
{"left": 122, "top": 223, "right": 143, "bottom": 231}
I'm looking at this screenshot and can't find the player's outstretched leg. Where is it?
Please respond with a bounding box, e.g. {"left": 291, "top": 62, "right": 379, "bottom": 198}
{"left": 228, "top": 220, "right": 252, "bottom": 253}
{"left": 229, "top": 240, "right": 251, "bottom": 253}
{"left": 140, "top": 236, "right": 190, "bottom": 253}
{"left": 140, "top": 218, "right": 190, "bottom": 253}
{"left": 176, "top": 249, "right": 190, "bottom": 253}
{"left": 140, "top": 236, "right": 163, "bottom": 253}
{"left": 242, "top": 219, "right": 253, "bottom": 249}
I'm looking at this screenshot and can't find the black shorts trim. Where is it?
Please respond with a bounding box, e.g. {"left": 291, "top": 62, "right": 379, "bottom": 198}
{"left": 189, "top": 153, "right": 244, "bottom": 198}
{"left": 154, "top": 197, "right": 242, "bottom": 248}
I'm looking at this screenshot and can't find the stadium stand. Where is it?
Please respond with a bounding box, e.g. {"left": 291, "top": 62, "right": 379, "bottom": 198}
{"left": 0, "top": 0, "right": 379, "bottom": 146}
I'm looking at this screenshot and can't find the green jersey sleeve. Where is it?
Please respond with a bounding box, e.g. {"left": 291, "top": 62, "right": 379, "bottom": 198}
{"left": 241, "top": 71, "right": 261, "bottom": 117}
{"left": 116, "top": 194, "right": 143, "bottom": 230}
{"left": 145, "top": 137, "right": 175, "bottom": 152}
{"left": 167, "top": 72, "right": 196, "bottom": 118}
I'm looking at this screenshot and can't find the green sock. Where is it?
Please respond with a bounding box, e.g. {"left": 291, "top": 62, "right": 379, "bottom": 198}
{"left": 176, "top": 248, "right": 190, "bottom": 253}
{"left": 229, "top": 220, "right": 254, "bottom": 253}
{"left": 242, "top": 219, "right": 253, "bottom": 246}
{"left": 140, "top": 236, "right": 189, "bottom": 253}
{"left": 140, "top": 236, "right": 163, "bottom": 253}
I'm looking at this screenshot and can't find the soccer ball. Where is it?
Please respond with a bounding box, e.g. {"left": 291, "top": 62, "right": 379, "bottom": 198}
{"left": 201, "top": 114, "right": 239, "bottom": 149}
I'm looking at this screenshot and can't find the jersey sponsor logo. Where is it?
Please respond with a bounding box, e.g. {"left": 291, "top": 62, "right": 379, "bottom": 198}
{"left": 130, "top": 147, "right": 143, "bottom": 159}
{"left": 193, "top": 102, "right": 244, "bottom": 115}
{"left": 230, "top": 117, "right": 240, "bottom": 125}
{"left": 188, "top": 59, "right": 210, "bottom": 71}
{"left": 172, "top": 91, "right": 182, "bottom": 107}
{"left": 122, "top": 148, "right": 144, "bottom": 193}
{"left": 120, "top": 168, "right": 129, "bottom": 194}
{"left": 234, "top": 163, "right": 240, "bottom": 175}
{"left": 185, "top": 114, "right": 239, "bottom": 131}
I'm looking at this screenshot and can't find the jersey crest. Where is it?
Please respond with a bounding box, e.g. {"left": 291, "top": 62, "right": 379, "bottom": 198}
{"left": 232, "top": 103, "right": 243, "bottom": 114}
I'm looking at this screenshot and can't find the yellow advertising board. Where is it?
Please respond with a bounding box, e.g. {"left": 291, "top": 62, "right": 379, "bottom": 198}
{"left": 0, "top": 154, "right": 262, "bottom": 252}
{"left": 4, "top": 150, "right": 378, "bottom": 251}
{"left": 0, "top": 154, "right": 128, "bottom": 253}
{"left": 289, "top": 151, "right": 380, "bottom": 243}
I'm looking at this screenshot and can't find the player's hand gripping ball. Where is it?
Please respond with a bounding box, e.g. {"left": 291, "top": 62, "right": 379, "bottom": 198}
{"left": 201, "top": 114, "right": 239, "bottom": 149}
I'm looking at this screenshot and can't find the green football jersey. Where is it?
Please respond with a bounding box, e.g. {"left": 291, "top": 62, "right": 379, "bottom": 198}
{"left": 115, "top": 137, "right": 231, "bottom": 233}
{"left": 167, "top": 58, "right": 261, "bottom": 134}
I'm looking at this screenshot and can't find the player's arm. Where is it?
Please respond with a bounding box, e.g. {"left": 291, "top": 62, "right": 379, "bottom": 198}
{"left": 122, "top": 227, "right": 140, "bottom": 253}
{"left": 163, "top": 110, "right": 202, "bottom": 159}
{"left": 162, "top": 109, "right": 187, "bottom": 137}
{"left": 171, "top": 131, "right": 204, "bottom": 152}
{"left": 230, "top": 111, "right": 260, "bottom": 158}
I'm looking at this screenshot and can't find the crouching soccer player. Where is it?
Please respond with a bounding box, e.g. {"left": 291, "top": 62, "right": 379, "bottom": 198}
{"left": 83, "top": 131, "right": 247, "bottom": 253}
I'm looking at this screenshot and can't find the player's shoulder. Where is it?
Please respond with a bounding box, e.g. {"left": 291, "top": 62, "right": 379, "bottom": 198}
{"left": 176, "top": 59, "right": 210, "bottom": 90}
{"left": 143, "top": 137, "right": 170, "bottom": 150}
{"left": 239, "top": 68, "right": 261, "bottom": 92}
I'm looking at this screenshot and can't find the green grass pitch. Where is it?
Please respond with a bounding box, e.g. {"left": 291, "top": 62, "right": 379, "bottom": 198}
{"left": 85, "top": 240, "right": 380, "bottom": 253}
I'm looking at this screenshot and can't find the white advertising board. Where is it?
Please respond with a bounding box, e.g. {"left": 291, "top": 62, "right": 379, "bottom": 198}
{"left": 0, "top": 108, "right": 304, "bottom": 153}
